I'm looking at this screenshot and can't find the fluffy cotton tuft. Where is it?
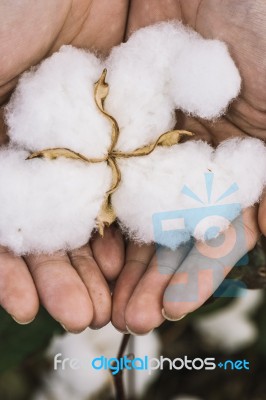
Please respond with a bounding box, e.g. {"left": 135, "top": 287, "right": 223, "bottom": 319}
{"left": 113, "top": 137, "right": 266, "bottom": 248}
{"left": 1, "top": 22, "right": 265, "bottom": 254}
{"left": 0, "top": 147, "right": 111, "bottom": 254}
{"left": 106, "top": 22, "right": 241, "bottom": 151}
{"left": 5, "top": 46, "right": 110, "bottom": 158}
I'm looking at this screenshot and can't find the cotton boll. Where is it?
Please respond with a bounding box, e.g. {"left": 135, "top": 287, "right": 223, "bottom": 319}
{"left": 114, "top": 138, "right": 266, "bottom": 249}
{"left": 125, "top": 331, "right": 161, "bottom": 397}
{"left": 113, "top": 141, "right": 214, "bottom": 247}
{"left": 105, "top": 28, "right": 178, "bottom": 152}
{"left": 169, "top": 37, "right": 241, "bottom": 119}
{"left": 115, "top": 21, "right": 194, "bottom": 74}
{"left": 106, "top": 21, "right": 241, "bottom": 153}
{"left": 0, "top": 147, "right": 111, "bottom": 254}
{"left": 45, "top": 326, "right": 121, "bottom": 399}
{"left": 2, "top": 22, "right": 264, "bottom": 254}
{"left": 194, "top": 289, "right": 263, "bottom": 352}
{"left": 105, "top": 22, "right": 196, "bottom": 152}
{"left": 35, "top": 324, "right": 161, "bottom": 400}
{"left": 5, "top": 46, "right": 111, "bottom": 158}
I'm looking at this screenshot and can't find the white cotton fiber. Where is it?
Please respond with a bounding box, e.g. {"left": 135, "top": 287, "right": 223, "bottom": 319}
{"left": 169, "top": 38, "right": 241, "bottom": 119}
{"left": 215, "top": 137, "right": 266, "bottom": 206}
{"left": 105, "top": 23, "right": 181, "bottom": 152}
{"left": 105, "top": 22, "right": 241, "bottom": 151}
{"left": 1, "top": 21, "right": 265, "bottom": 254}
{"left": 5, "top": 46, "right": 111, "bottom": 158}
{"left": 0, "top": 147, "right": 111, "bottom": 254}
{"left": 113, "top": 137, "right": 266, "bottom": 248}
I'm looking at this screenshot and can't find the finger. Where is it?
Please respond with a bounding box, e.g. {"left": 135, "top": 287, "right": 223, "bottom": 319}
{"left": 259, "top": 190, "right": 266, "bottom": 235}
{"left": 163, "top": 207, "right": 260, "bottom": 320}
{"left": 69, "top": 244, "right": 111, "bottom": 329}
{"left": 91, "top": 225, "right": 125, "bottom": 281}
{"left": 124, "top": 243, "right": 191, "bottom": 334}
{"left": 0, "top": 107, "right": 9, "bottom": 146}
{"left": 25, "top": 251, "right": 93, "bottom": 333}
{"left": 126, "top": 0, "right": 181, "bottom": 38}
{"left": 0, "top": 246, "right": 39, "bottom": 323}
{"left": 112, "top": 242, "right": 155, "bottom": 333}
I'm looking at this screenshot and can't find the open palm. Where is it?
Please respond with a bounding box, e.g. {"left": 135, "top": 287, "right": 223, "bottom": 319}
{"left": 0, "top": 0, "right": 128, "bottom": 331}
{"left": 111, "top": 0, "right": 266, "bottom": 334}
{"left": 0, "top": 0, "right": 265, "bottom": 334}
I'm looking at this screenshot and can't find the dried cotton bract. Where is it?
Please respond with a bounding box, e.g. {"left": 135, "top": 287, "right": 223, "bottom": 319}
{"left": 1, "top": 22, "right": 266, "bottom": 254}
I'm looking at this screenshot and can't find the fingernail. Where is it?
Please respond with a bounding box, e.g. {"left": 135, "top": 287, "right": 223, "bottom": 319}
{"left": 115, "top": 327, "right": 130, "bottom": 334}
{"left": 60, "top": 323, "right": 68, "bottom": 332}
{"left": 12, "top": 315, "right": 35, "bottom": 325}
{"left": 60, "top": 324, "right": 84, "bottom": 334}
{"left": 126, "top": 325, "right": 154, "bottom": 336}
{"left": 162, "top": 308, "right": 187, "bottom": 322}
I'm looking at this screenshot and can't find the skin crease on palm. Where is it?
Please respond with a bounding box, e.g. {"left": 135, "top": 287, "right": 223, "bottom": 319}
{"left": 0, "top": 0, "right": 265, "bottom": 334}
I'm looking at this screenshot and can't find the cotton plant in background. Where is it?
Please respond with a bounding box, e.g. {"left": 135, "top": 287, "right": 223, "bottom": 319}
{"left": 33, "top": 324, "right": 160, "bottom": 400}
{"left": 1, "top": 22, "right": 266, "bottom": 255}
{"left": 194, "top": 289, "right": 263, "bottom": 352}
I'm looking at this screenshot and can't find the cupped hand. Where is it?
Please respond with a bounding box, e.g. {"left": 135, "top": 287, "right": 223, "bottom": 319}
{"left": 0, "top": 227, "right": 124, "bottom": 331}
{"left": 0, "top": 0, "right": 128, "bottom": 331}
{"left": 112, "top": 0, "right": 266, "bottom": 334}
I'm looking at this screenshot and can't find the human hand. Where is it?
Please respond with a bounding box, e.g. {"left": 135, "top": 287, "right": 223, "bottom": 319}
{"left": 112, "top": 0, "right": 266, "bottom": 334}
{"left": 0, "top": 0, "right": 128, "bottom": 331}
